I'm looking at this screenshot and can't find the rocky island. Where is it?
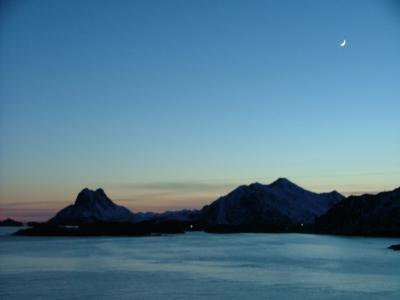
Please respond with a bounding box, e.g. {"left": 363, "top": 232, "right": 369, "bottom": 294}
{"left": 0, "top": 218, "right": 23, "bottom": 227}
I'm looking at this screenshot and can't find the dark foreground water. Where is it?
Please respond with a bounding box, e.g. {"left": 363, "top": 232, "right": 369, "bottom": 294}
{"left": 0, "top": 228, "right": 399, "bottom": 300}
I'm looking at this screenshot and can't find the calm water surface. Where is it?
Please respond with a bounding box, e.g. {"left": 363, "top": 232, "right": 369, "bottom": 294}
{"left": 0, "top": 228, "right": 399, "bottom": 299}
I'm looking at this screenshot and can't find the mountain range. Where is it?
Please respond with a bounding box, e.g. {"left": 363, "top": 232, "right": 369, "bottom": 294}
{"left": 201, "top": 178, "right": 343, "bottom": 230}
{"left": 12, "top": 178, "right": 400, "bottom": 237}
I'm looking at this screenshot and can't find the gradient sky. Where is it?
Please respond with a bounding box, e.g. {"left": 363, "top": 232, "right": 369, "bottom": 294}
{"left": 1, "top": 0, "right": 399, "bottom": 220}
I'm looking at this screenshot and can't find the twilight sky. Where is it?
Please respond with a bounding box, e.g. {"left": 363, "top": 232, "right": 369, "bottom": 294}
{"left": 1, "top": 0, "right": 399, "bottom": 220}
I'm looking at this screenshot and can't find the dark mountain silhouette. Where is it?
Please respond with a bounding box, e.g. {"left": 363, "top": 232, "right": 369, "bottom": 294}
{"left": 0, "top": 218, "right": 23, "bottom": 227}
{"left": 48, "top": 188, "right": 137, "bottom": 225}
{"left": 389, "top": 244, "right": 400, "bottom": 251}
{"left": 16, "top": 188, "right": 194, "bottom": 236}
{"left": 315, "top": 187, "right": 400, "bottom": 236}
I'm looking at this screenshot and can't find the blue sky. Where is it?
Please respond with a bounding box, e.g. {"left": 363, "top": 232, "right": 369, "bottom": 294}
{"left": 1, "top": 0, "right": 399, "bottom": 220}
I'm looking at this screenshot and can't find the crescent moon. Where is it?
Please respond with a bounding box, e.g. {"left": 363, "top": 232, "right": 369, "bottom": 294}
{"left": 340, "top": 40, "right": 346, "bottom": 47}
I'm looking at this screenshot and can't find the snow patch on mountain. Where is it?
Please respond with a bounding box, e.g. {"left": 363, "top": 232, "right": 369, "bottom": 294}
{"left": 202, "top": 178, "right": 344, "bottom": 227}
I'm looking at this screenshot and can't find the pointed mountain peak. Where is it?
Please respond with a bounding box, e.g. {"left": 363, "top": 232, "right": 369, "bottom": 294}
{"left": 329, "top": 190, "right": 342, "bottom": 196}
{"left": 270, "top": 177, "right": 297, "bottom": 188}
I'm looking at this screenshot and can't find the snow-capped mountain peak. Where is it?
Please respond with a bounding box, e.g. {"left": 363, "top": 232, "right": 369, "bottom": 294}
{"left": 270, "top": 177, "right": 303, "bottom": 190}
{"left": 202, "top": 178, "right": 344, "bottom": 227}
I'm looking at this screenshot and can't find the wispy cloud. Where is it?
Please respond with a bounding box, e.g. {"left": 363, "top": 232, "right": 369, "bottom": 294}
{"left": 110, "top": 181, "right": 236, "bottom": 193}
{"left": 110, "top": 182, "right": 235, "bottom": 212}
{"left": 0, "top": 205, "right": 60, "bottom": 222}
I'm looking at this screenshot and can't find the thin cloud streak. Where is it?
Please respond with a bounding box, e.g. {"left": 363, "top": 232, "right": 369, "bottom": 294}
{"left": 113, "top": 181, "right": 235, "bottom": 191}
{"left": 111, "top": 181, "right": 237, "bottom": 193}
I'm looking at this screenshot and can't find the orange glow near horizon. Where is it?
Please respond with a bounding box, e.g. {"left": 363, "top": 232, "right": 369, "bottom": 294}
{"left": 1, "top": 179, "right": 398, "bottom": 222}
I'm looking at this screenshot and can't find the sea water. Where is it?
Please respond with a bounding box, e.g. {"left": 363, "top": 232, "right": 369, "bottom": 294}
{"left": 0, "top": 228, "right": 399, "bottom": 299}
